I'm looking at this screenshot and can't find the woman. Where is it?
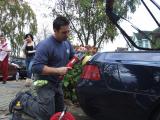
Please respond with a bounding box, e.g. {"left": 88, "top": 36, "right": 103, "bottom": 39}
{"left": 0, "top": 33, "right": 11, "bottom": 84}
{"left": 22, "top": 34, "right": 35, "bottom": 81}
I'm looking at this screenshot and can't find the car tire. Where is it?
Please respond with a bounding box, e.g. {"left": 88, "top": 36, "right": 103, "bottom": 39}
{"left": 11, "top": 74, "right": 16, "bottom": 80}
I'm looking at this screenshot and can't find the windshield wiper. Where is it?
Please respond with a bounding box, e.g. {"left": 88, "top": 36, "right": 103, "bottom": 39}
{"left": 105, "top": 0, "right": 160, "bottom": 50}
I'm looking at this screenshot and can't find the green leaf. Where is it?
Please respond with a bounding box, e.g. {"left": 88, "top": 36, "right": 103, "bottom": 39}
{"left": 63, "top": 81, "right": 69, "bottom": 87}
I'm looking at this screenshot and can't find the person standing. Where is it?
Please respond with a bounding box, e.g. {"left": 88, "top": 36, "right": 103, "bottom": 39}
{"left": 22, "top": 34, "right": 35, "bottom": 82}
{"left": 0, "top": 33, "right": 11, "bottom": 84}
{"left": 9, "top": 16, "right": 76, "bottom": 120}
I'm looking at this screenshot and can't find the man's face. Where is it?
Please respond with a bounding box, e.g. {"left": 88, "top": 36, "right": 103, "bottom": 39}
{"left": 0, "top": 36, "right": 5, "bottom": 43}
{"left": 54, "top": 25, "right": 70, "bottom": 42}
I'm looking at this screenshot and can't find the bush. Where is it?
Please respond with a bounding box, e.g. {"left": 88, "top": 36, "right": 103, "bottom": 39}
{"left": 63, "top": 62, "right": 82, "bottom": 103}
{"left": 62, "top": 45, "right": 97, "bottom": 103}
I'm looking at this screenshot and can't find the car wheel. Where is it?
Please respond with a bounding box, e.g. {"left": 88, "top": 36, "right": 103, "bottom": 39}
{"left": 11, "top": 74, "right": 16, "bottom": 80}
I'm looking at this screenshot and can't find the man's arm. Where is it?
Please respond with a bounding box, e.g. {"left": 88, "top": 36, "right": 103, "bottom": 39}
{"left": 32, "top": 42, "right": 69, "bottom": 76}
{"left": 42, "top": 66, "right": 69, "bottom": 75}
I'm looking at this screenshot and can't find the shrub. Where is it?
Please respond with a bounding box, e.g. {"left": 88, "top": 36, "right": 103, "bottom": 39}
{"left": 62, "top": 45, "right": 97, "bottom": 103}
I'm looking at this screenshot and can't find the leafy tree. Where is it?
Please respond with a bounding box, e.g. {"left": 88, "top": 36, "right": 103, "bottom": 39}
{"left": 35, "top": 24, "right": 52, "bottom": 43}
{"left": 51, "top": 0, "right": 140, "bottom": 49}
{"left": 0, "top": 0, "right": 37, "bottom": 57}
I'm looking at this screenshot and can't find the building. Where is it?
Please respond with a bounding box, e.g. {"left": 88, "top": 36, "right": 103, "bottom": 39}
{"left": 128, "top": 31, "right": 152, "bottom": 51}
{"left": 128, "top": 28, "right": 160, "bottom": 51}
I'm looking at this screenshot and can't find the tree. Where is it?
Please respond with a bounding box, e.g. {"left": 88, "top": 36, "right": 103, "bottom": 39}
{"left": 51, "top": 0, "right": 140, "bottom": 49}
{"left": 35, "top": 24, "right": 52, "bottom": 43}
{"left": 0, "top": 0, "right": 37, "bottom": 57}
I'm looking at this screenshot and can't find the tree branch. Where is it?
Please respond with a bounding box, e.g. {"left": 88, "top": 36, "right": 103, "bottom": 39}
{"left": 60, "top": 0, "right": 84, "bottom": 46}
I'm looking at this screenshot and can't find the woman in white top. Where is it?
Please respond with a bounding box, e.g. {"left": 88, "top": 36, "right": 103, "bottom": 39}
{"left": 22, "top": 34, "right": 36, "bottom": 79}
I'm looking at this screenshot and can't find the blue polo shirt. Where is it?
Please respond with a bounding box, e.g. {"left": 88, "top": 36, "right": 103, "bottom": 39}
{"left": 32, "top": 35, "right": 75, "bottom": 83}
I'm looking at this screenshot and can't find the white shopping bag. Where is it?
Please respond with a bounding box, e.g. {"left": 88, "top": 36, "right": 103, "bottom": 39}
{"left": 0, "top": 51, "right": 7, "bottom": 61}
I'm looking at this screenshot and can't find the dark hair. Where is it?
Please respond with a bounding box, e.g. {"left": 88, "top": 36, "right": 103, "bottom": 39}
{"left": 53, "top": 16, "right": 69, "bottom": 31}
{"left": 24, "top": 33, "right": 33, "bottom": 41}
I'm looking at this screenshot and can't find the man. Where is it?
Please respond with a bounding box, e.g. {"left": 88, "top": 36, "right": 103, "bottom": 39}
{"left": 0, "top": 33, "right": 11, "bottom": 84}
{"left": 9, "top": 16, "right": 75, "bottom": 120}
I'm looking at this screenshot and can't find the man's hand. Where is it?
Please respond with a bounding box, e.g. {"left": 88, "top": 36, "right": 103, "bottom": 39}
{"left": 56, "top": 67, "right": 72, "bottom": 76}
{"left": 42, "top": 66, "right": 72, "bottom": 75}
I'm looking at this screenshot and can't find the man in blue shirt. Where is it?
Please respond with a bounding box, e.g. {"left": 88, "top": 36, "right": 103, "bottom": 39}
{"left": 9, "top": 16, "right": 75, "bottom": 120}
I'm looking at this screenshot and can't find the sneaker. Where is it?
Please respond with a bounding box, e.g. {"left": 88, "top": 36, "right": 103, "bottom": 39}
{"left": 9, "top": 92, "right": 24, "bottom": 113}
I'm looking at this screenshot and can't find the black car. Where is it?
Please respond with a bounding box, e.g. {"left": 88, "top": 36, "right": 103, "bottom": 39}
{"left": 77, "top": 52, "right": 160, "bottom": 120}
{"left": 76, "top": 1, "right": 160, "bottom": 120}
{"left": 10, "top": 57, "right": 27, "bottom": 79}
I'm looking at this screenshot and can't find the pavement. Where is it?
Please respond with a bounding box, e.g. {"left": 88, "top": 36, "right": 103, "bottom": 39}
{"left": 0, "top": 80, "right": 93, "bottom": 120}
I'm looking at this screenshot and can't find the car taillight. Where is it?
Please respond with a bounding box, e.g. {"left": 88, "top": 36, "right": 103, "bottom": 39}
{"left": 81, "top": 65, "right": 101, "bottom": 81}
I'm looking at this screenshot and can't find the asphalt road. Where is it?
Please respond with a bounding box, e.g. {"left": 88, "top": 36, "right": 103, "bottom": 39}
{"left": 0, "top": 80, "right": 93, "bottom": 120}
